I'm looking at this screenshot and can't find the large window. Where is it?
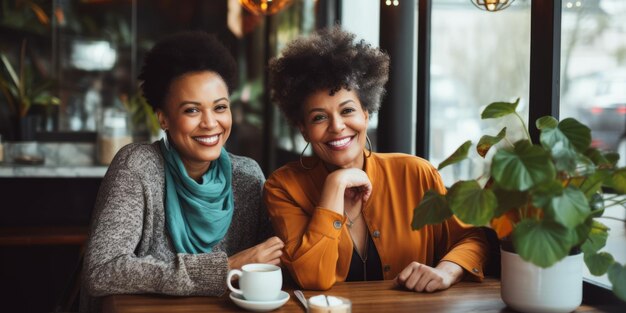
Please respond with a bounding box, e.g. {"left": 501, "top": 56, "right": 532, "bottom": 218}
{"left": 429, "top": 0, "right": 531, "bottom": 186}
{"left": 560, "top": 0, "right": 626, "bottom": 156}
{"left": 559, "top": 0, "right": 626, "bottom": 287}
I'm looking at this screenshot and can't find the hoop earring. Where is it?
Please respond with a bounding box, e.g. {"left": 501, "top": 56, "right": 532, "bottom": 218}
{"left": 365, "top": 135, "right": 373, "bottom": 158}
{"left": 299, "top": 142, "right": 315, "bottom": 170}
{"left": 163, "top": 130, "right": 171, "bottom": 150}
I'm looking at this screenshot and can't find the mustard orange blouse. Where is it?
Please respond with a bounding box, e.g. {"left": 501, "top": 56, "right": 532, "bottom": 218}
{"left": 264, "top": 152, "right": 489, "bottom": 290}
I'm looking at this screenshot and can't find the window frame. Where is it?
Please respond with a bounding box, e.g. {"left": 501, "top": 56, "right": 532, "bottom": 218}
{"left": 404, "top": 0, "right": 622, "bottom": 300}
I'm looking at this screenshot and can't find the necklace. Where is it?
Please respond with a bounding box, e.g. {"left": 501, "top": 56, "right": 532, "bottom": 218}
{"left": 346, "top": 204, "right": 368, "bottom": 280}
{"left": 344, "top": 209, "right": 363, "bottom": 228}
{"left": 348, "top": 226, "right": 369, "bottom": 280}
{"left": 359, "top": 231, "right": 369, "bottom": 280}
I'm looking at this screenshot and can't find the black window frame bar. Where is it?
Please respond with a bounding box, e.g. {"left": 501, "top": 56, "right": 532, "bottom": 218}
{"left": 529, "top": 0, "right": 561, "bottom": 142}
{"left": 378, "top": 0, "right": 418, "bottom": 155}
{"left": 415, "top": 0, "right": 432, "bottom": 158}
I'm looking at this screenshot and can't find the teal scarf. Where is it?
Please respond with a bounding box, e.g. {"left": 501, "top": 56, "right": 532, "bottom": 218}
{"left": 159, "top": 139, "right": 234, "bottom": 254}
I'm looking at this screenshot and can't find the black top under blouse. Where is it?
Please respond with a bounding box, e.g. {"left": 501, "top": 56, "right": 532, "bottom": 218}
{"left": 345, "top": 232, "right": 383, "bottom": 281}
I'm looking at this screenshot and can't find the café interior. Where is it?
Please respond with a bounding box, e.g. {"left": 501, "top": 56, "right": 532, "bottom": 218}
{"left": 0, "top": 0, "right": 625, "bottom": 312}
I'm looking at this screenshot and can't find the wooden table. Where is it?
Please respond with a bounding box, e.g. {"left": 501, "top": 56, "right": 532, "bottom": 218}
{"left": 102, "top": 278, "right": 615, "bottom": 313}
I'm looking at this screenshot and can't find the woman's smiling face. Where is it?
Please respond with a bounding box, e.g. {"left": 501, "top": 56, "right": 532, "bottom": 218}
{"left": 157, "top": 71, "right": 231, "bottom": 176}
{"left": 299, "top": 88, "right": 369, "bottom": 170}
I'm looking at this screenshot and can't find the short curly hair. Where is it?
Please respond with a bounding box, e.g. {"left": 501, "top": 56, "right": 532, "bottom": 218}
{"left": 268, "top": 27, "right": 390, "bottom": 126}
{"left": 138, "top": 31, "right": 237, "bottom": 111}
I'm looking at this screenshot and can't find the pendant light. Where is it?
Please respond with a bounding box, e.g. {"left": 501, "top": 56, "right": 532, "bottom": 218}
{"left": 239, "top": 0, "right": 292, "bottom": 16}
{"left": 471, "top": 0, "right": 515, "bottom": 12}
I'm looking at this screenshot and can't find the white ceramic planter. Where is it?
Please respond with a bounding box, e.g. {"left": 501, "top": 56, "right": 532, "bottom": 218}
{"left": 500, "top": 249, "right": 583, "bottom": 313}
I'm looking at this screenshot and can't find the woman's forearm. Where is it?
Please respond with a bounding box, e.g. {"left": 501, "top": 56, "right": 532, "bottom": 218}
{"left": 318, "top": 172, "right": 348, "bottom": 215}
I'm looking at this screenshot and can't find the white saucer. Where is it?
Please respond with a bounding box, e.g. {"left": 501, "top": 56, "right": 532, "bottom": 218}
{"left": 229, "top": 291, "right": 290, "bottom": 312}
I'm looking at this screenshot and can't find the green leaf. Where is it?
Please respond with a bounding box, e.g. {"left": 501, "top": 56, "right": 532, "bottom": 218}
{"left": 513, "top": 219, "right": 575, "bottom": 268}
{"left": 540, "top": 118, "right": 592, "bottom": 161}
{"left": 608, "top": 263, "right": 626, "bottom": 302}
{"left": 50, "top": 96, "right": 60, "bottom": 105}
{"left": 492, "top": 140, "right": 556, "bottom": 191}
{"left": 438, "top": 140, "right": 472, "bottom": 171}
{"left": 0, "top": 80, "right": 17, "bottom": 115}
{"left": 584, "top": 252, "right": 614, "bottom": 276}
{"left": 604, "top": 152, "right": 620, "bottom": 166}
{"left": 536, "top": 116, "right": 558, "bottom": 130}
{"left": 580, "top": 220, "right": 609, "bottom": 254}
{"left": 585, "top": 148, "right": 610, "bottom": 166}
{"left": 447, "top": 181, "right": 497, "bottom": 226}
{"left": 580, "top": 171, "right": 611, "bottom": 199}
{"left": 558, "top": 118, "right": 592, "bottom": 153}
{"left": 574, "top": 219, "right": 592, "bottom": 248}
{"left": 481, "top": 98, "right": 519, "bottom": 119}
{"left": 577, "top": 155, "right": 597, "bottom": 178}
{"left": 21, "top": 97, "right": 31, "bottom": 116}
{"left": 546, "top": 186, "right": 591, "bottom": 228}
{"left": 551, "top": 142, "right": 579, "bottom": 173}
{"left": 539, "top": 125, "right": 568, "bottom": 149}
{"left": 493, "top": 187, "right": 528, "bottom": 217}
{"left": 609, "top": 169, "right": 626, "bottom": 193}
{"left": 33, "top": 93, "right": 60, "bottom": 106}
{"left": 0, "top": 52, "right": 19, "bottom": 89}
{"left": 531, "top": 179, "right": 564, "bottom": 209}
{"left": 476, "top": 127, "right": 506, "bottom": 157}
{"left": 412, "top": 190, "right": 452, "bottom": 230}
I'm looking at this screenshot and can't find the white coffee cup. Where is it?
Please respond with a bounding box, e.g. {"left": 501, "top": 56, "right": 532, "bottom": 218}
{"left": 226, "top": 263, "right": 282, "bottom": 301}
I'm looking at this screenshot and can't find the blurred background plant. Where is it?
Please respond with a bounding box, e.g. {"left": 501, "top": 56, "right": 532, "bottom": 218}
{"left": 0, "top": 0, "right": 51, "bottom": 35}
{"left": 120, "top": 92, "right": 160, "bottom": 141}
{"left": 0, "top": 39, "right": 60, "bottom": 140}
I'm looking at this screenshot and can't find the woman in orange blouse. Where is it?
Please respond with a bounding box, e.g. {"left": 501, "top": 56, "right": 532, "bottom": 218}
{"left": 265, "top": 27, "right": 488, "bottom": 292}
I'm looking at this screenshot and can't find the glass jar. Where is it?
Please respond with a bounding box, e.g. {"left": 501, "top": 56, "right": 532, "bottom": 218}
{"left": 307, "top": 295, "right": 351, "bottom": 313}
{"left": 97, "top": 106, "right": 132, "bottom": 165}
{"left": 10, "top": 141, "right": 45, "bottom": 165}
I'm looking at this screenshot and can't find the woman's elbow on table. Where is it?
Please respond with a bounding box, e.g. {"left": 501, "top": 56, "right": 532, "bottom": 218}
{"left": 296, "top": 277, "right": 336, "bottom": 291}
{"left": 289, "top": 266, "right": 337, "bottom": 291}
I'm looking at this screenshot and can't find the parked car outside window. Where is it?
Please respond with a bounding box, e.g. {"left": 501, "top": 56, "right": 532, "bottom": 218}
{"left": 563, "top": 69, "right": 626, "bottom": 151}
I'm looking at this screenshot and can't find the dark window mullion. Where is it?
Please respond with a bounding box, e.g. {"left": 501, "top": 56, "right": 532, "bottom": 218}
{"left": 529, "top": 0, "right": 562, "bottom": 143}
{"left": 416, "top": 0, "right": 432, "bottom": 159}
{"left": 378, "top": 0, "right": 417, "bottom": 155}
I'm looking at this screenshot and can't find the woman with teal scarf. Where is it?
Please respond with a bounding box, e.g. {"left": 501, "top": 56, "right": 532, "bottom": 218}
{"left": 82, "top": 32, "right": 283, "bottom": 313}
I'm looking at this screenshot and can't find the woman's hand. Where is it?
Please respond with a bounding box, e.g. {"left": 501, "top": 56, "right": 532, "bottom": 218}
{"left": 393, "top": 261, "right": 464, "bottom": 292}
{"left": 337, "top": 168, "right": 372, "bottom": 203}
{"left": 319, "top": 168, "right": 372, "bottom": 215}
{"left": 227, "top": 236, "right": 284, "bottom": 269}
{"left": 344, "top": 185, "right": 371, "bottom": 203}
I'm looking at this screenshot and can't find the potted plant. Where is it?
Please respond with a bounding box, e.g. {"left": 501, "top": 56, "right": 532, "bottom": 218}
{"left": 413, "top": 98, "right": 626, "bottom": 312}
{"left": 0, "top": 40, "right": 60, "bottom": 141}
{"left": 121, "top": 92, "right": 161, "bottom": 142}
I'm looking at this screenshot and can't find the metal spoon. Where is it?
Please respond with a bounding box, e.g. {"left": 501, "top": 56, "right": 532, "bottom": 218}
{"left": 294, "top": 290, "right": 308, "bottom": 310}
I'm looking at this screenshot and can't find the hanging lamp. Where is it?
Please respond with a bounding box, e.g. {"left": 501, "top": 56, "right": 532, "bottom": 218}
{"left": 471, "top": 0, "right": 515, "bottom": 12}
{"left": 239, "top": 0, "right": 292, "bottom": 16}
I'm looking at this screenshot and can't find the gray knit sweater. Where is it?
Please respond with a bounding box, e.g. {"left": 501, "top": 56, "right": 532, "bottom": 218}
{"left": 80, "top": 142, "right": 271, "bottom": 313}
